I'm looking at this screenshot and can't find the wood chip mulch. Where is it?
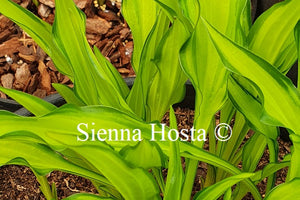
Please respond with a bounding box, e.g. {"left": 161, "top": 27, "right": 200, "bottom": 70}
{"left": 0, "top": 0, "right": 134, "bottom": 99}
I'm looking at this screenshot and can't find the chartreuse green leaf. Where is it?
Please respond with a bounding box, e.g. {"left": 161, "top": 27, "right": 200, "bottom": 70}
{"left": 127, "top": 6, "right": 190, "bottom": 121}
{"left": 0, "top": 133, "right": 111, "bottom": 186}
{"left": 180, "top": 0, "right": 250, "bottom": 136}
{"left": 67, "top": 145, "right": 161, "bottom": 200}
{"left": 248, "top": 0, "right": 300, "bottom": 73}
{"left": 121, "top": 0, "right": 158, "bottom": 72}
{"left": 52, "top": 83, "right": 85, "bottom": 106}
{"left": 154, "top": 0, "right": 193, "bottom": 32}
{"left": 265, "top": 178, "right": 300, "bottom": 200}
{"left": 251, "top": 161, "right": 290, "bottom": 184}
{"left": 179, "top": 0, "right": 200, "bottom": 27}
{"left": 145, "top": 19, "right": 189, "bottom": 121}
{"left": 0, "top": 87, "right": 56, "bottom": 116}
{"left": 164, "top": 107, "right": 183, "bottom": 200}
{"left": 180, "top": 0, "right": 250, "bottom": 198}
{"left": 63, "top": 193, "right": 113, "bottom": 200}
{"left": 93, "top": 46, "right": 129, "bottom": 98}
{"left": 193, "top": 173, "right": 254, "bottom": 200}
{"left": 0, "top": 131, "right": 160, "bottom": 199}
{"left": 227, "top": 75, "right": 278, "bottom": 139}
{"left": 295, "top": 20, "right": 300, "bottom": 90}
{"left": 126, "top": 11, "right": 169, "bottom": 121}
{"left": 202, "top": 18, "right": 300, "bottom": 134}
{"left": 0, "top": 0, "right": 73, "bottom": 78}
{"left": 242, "top": 134, "right": 267, "bottom": 172}
{"left": 0, "top": 104, "right": 261, "bottom": 199}
{"left": 288, "top": 134, "right": 300, "bottom": 180}
{"left": 53, "top": 0, "right": 129, "bottom": 110}
{"left": 119, "top": 140, "right": 165, "bottom": 169}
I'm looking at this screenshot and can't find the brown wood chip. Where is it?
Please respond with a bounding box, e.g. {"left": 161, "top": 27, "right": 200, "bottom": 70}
{"left": 0, "top": 64, "right": 10, "bottom": 75}
{"left": 117, "top": 68, "right": 130, "bottom": 74}
{"left": 27, "top": 73, "right": 39, "bottom": 94}
{"left": 46, "top": 60, "right": 57, "bottom": 72}
{"left": 1, "top": 73, "right": 14, "bottom": 89}
{"left": 18, "top": 53, "right": 37, "bottom": 63}
{"left": 38, "top": 3, "right": 51, "bottom": 18}
{"left": 33, "top": 88, "right": 47, "bottom": 98}
{"left": 13, "top": 63, "right": 31, "bottom": 90}
{"left": 39, "top": 0, "right": 55, "bottom": 8}
{"left": 0, "top": 37, "right": 22, "bottom": 57}
{"left": 74, "top": 0, "right": 88, "bottom": 9}
{"left": 0, "top": 15, "right": 14, "bottom": 30}
{"left": 98, "top": 10, "right": 121, "bottom": 22}
{"left": 38, "top": 60, "right": 51, "bottom": 94}
{"left": 0, "top": 29, "right": 12, "bottom": 43}
{"left": 86, "top": 17, "right": 112, "bottom": 35}
{"left": 17, "top": 46, "right": 33, "bottom": 55}
{"left": 119, "top": 28, "right": 131, "bottom": 39}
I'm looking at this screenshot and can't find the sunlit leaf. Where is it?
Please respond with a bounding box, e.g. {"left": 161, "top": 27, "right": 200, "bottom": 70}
{"left": 248, "top": 0, "right": 300, "bottom": 73}
{"left": 203, "top": 17, "right": 300, "bottom": 134}
{"left": 193, "top": 173, "right": 254, "bottom": 200}
{"left": 0, "top": 87, "right": 56, "bottom": 116}
{"left": 63, "top": 193, "right": 113, "bottom": 200}
{"left": 265, "top": 178, "right": 300, "bottom": 200}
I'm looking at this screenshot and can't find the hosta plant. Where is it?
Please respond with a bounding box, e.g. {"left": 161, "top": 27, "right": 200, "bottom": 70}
{"left": 0, "top": 0, "right": 299, "bottom": 199}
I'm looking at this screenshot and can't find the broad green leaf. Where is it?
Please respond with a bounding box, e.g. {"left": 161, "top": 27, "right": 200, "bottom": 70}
{"left": 53, "top": 0, "right": 130, "bottom": 111}
{"left": 179, "top": 0, "right": 200, "bottom": 27}
{"left": 180, "top": 1, "right": 250, "bottom": 198}
{"left": 52, "top": 83, "right": 85, "bottom": 106}
{"left": 93, "top": 46, "right": 129, "bottom": 98}
{"left": 119, "top": 140, "right": 165, "bottom": 169}
{"left": 67, "top": 145, "right": 161, "bottom": 200}
{"left": 154, "top": 0, "right": 193, "bottom": 31}
{"left": 121, "top": 0, "right": 158, "bottom": 72}
{"left": 193, "top": 173, "right": 254, "bottom": 200}
{"left": 0, "top": 0, "right": 73, "bottom": 78}
{"left": 251, "top": 161, "right": 290, "bottom": 184}
{"left": 227, "top": 75, "right": 278, "bottom": 139}
{"left": 288, "top": 134, "right": 300, "bottom": 180}
{"left": 63, "top": 193, "right": 114, "bottom": 200}
{"left": 0, "top": 87, "right": 56, "bottom": 116}
{"left": 0, "top": 134, "right": 111, "bottom": 186}
{"left": 0, "top": 131, "right": 160, "bottom": 199}
{"left": 242, "top": 133, "right": 267, "bottom": 172}
{"left": 248, "top": 0, "right": 300, "bottom": 73}
{"left": 145, "top": 18, "right": 189, "bottom": 121}
{"left": 295, "top": 20, "right": 300, "bottom": 90}
{"left": 127, "top": 10, "right": 189, "bottom": 121}
{"left": 265, "top": 178, "right": 300, "bottom": 200}
{"left": 0, "top": 104, "right": 261, "bottom": 199}
{"left": 180, "top": 0, "right": 249, "bottom": 132}
{"left": 126, "top": 11, "right": 169, "bottom": 121}
{"left": 164, "top": 107, "right": 183, "bottom": 200}
{"left": 203, "top": 18, "right": 300, "bottom": 134}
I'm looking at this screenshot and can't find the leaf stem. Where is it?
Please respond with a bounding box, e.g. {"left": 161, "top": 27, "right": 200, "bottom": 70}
{"left": 34, "top": 173, "right": 55, "bottom": 200}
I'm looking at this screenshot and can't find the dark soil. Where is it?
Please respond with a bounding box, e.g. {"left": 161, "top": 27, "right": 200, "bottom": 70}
{"left": 0, "top": 107, "right": 291, "bottom": 199}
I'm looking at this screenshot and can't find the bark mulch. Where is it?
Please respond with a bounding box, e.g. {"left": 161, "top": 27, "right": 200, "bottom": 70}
{"left": 0, "top": 0, "right": 134, "bottom": 99}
